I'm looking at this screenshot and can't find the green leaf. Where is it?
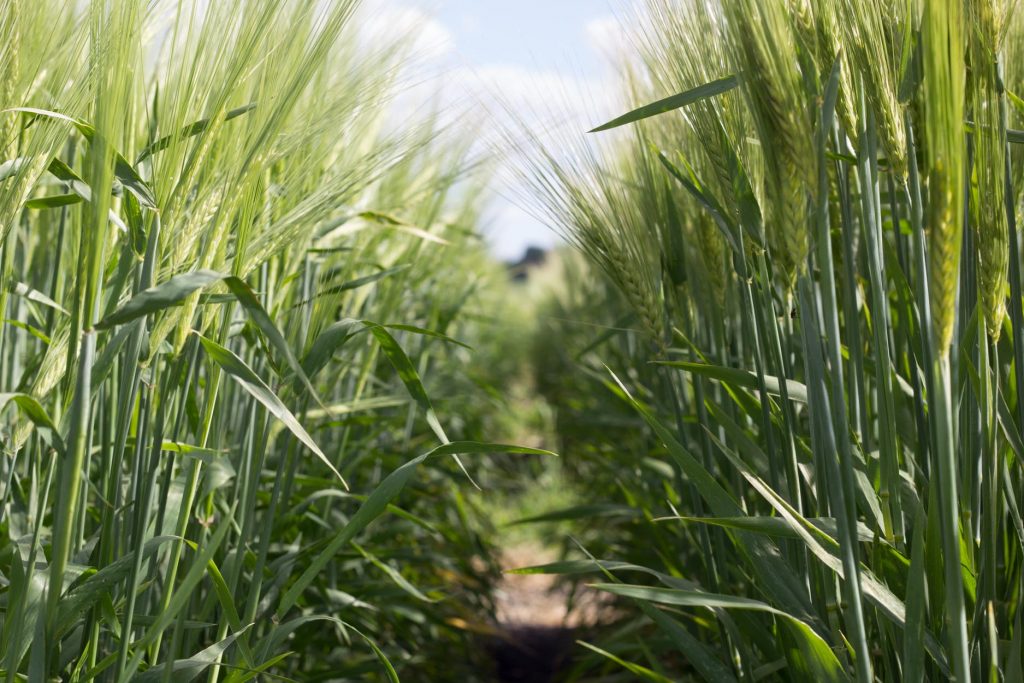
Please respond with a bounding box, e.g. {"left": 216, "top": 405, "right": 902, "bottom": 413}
{"left": 118, "top": 519, "right": 233, "bottom": 682}
{"left": 353, "top": 542, "right": 437, "bottom": 603}
{"left": 98, "top": 270, "right": 319, "bottom": 401}
{"left": 196, "top": 333, "right": 343, "bottom": 486}
{"left": 656, "top": 148, "right": 742, "bottom": 254}
{"left": 55, "top": 537, "right": 178, "bottom": 636}
{"left": 0, "top": 393, "right": 63, "bottom": 453}
{"left": 589, "top": 74, "right": 738, "bottom": 132}
{"left": 508, "top": 558, "right": 698, "bottom": 590}
{"left": 250, "top": 616, "right": 396, "bottom": 683}
{"left": 363, "top": 322, "right": 448, "bottom": 443}
{"left": 902, "top": 505, "right": 928, "bottom": 682}
{"left": 96, "top": 270, "right": 222, "bottom": 328}
{"left": 666, "top": 515, "right": 879, "bottom": 543}
{"left": 135, "top": 103, "right": 256, "bottom": 163}
{"left": 9, "top": 281, "right": 68, "bottom": 315}
{"left": 154, "top": 440, "right": 225, "bottom": 464}
{"left": 381, "top": 323, "right": 471, "bottom": 350}
{"left": 510, "top": 503, "right": 644, "bottom": 525}
{"left": 592, "top": 584, "right": 848, "bottom": 682}
{"left": 44, "top": 157, "right": 127, "bottom": 231}
{"left": 606, "top": 369, "right": 819, "bottom": 627}
{"left": 294, "top": 265, "right": 409, "bottom": 307}
{"left": 655, "top": 360, "right": 808, "bottom": 402}
{"left": 0, "top": 156, "right": 28, "bottom": 181}
{"left": 301, "top": 318, "right": 363, "bottom": 379}
{"left": 133, "top": 625, "right": 252, "bottom": 682}
{"left": 639, "top": 603, "right": 738, "bottom": 682}
{"left": 24, "top": 193, "right": 80, "bottom": 209}
{"left": 705, "top": 430, "right": 950, "bottom": 675}
{"left": 7, "top": 107, "right": 157, "bottom": 208}
{"left": 357, "top": 211, "right": 450, "bottom": 245}
{"left": 276, "top": 442, "right": 553, "bottom": 617}
{"left": 4, "top": 319, "right": 51, "bottom": 344}
{"left": 301, "top": 319, "right": 468, "bottom": 384}
{"left": 220, "top": 652, "right": 293, "bottom": 683}
{"left": 576, "top": 641, "right": 675, "bottom": 683}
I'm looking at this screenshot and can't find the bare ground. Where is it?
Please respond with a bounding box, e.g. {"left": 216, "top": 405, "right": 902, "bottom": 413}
{"left": 486, "top": 544, "right": 612, "bottom": 683}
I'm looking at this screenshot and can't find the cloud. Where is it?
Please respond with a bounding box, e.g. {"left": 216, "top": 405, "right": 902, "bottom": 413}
{"left": 352, "top": 2, "right": 628, "bottom": 261}
{"left": 444, "top": 63, "right": 623, "bottom": 260}
{"left": 450, "top": 63, "right": 618, "bottom": 137}
{"left": 360, "top": 4, "right": 456, "bottom": 63}
{"left": 585, "top": 14, "right": 630, "bottom": 58}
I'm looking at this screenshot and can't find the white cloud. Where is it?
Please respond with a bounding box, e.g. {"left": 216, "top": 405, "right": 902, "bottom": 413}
{"left": 449, "top": 63, "right": 618, "bottom": 138}
{"left": 585, "top": 14, "right": 630, "bottom": 58}
{"left": 360, "top": 4, "right": 456, "bottom": 63}
{"left": 354, "top": 2, "right": 626, "bottom": 261}
{"left": 443, "top": 63, "right": 621, "bottom": 260}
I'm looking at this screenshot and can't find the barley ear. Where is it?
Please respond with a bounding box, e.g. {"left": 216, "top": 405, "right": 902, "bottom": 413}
{"left": 924, "top": 0, "right": 967, "bottom": 352}
{"left": 724, "top": 0, "right": 815, "bottom": 287}
{"left": 969, "top": 0, "right": 1012, "bottom": 339}
{"left": 0, "top": 1, "right": 20, "bottom": 158}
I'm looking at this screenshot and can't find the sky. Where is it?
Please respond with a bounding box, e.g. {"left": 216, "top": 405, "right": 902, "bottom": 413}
{"left": 365, "top": 0, "right": 629, "bottom": 261}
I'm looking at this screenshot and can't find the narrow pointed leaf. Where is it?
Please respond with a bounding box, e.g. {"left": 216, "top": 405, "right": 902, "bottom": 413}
{"left": 590, "top": 75, "right": 738, "bottom": 132}
{"left": 135, "top": 103, "right": 256, "bottom": 163}
{"left": 196, "top": 333, "right": 343, "bottom": 486}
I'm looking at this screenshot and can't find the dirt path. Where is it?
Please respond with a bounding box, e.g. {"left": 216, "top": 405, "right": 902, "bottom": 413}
{"left": 486, "top": 544, "right": 608, "bottom": 682}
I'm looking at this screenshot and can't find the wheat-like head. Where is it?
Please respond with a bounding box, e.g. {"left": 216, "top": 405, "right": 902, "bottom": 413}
{"left": 723, "top": 0, "right": 815, "bottom": 286}
{"left": 924, "top": 0, "right": 966, "bottom": 352}
{"left": 837, "top": 0, "right": 908, "bottom": 176}
{"left": 969, "top": 0, "right": 1012, "bottom": 339}
{"left": 516, "top": 131, "right": 666, "bottom": 347}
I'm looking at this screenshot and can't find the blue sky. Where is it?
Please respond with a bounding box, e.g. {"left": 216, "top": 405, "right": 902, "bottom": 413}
{"left": 428, "top": 1, "right": 610, "bottom": 77}
{"left": 368, "top": 0, "right": 627, "bottom": 260}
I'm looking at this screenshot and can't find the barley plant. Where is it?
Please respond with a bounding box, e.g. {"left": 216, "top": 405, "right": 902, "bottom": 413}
{"left": 0, "top": 0, "right": 551, "bottom": 680}
{"left": 519, "top": 0, "right": 1024, "bottom": 680}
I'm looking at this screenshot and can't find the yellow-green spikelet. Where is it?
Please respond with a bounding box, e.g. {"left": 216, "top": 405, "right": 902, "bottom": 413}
{"left": 725, "top": 0, "right": 815, "bottom": 286}
{"left": 924, "top": 0, "right": 966, "bottom": 352}
{"left": 1, "top": 2, "right": 20, "bottom": 158}
{"left": 970, "top": 0, "right": 1011, "bottom": 339}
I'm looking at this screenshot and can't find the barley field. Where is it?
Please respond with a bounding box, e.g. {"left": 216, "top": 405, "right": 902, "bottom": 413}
{"left": 1, "top": 0, "right": 1023, "bottom": 681}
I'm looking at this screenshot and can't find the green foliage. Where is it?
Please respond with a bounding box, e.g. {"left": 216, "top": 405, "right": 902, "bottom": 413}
{"left": 0, "top": 1, "right": 534, "bottom": 680}
{"left": 519, "top": 0, "right": 1024, "bottom": 680}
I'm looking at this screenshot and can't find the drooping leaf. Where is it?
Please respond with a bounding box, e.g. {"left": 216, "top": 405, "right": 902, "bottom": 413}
{"left": 363, "top": 322, "right": 448, "bottom": 443}
{"left": 293, "top": 265, "right": 409, "bottom": 307}
{"left": 7, "top": 107, "right": 157, "bottom": 208}
{"left": 592, "top": 584, "right": 848, "bottom": 682}
{"left": 656, "top": 360, "right": 808, "bottom": 402}
{"left": 24, "top": 194, "right": 80, "bottom": 209}
{"left": 0, "top": 393, "right": 64, "bottom": 453}
{"left": 98, "top": 270, "right": 319, "bottom": 401}
{"left": 55, "top": 536, "right": 178, "bottom": 636}
{"left": 197, "top": 333, "right": 343, "bottom": 486}
{"left": 9, "top": 281, "right": 68, "bottom": 315}
{"left": 301, "top": 318, "right": 363, "bottom": 379}
{"left": 576, "top": 640, "right": 676, "bottom": 683}
{"left": 97, "top": 270, "right": 222, "bottom": 328}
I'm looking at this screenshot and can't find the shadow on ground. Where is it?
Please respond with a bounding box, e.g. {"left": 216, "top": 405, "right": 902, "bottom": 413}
{"left": 480, "top": 543, "right": 612, "bottom": 682}
{"left": 487, "top": 625, "right": 576, "bottom": 683}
